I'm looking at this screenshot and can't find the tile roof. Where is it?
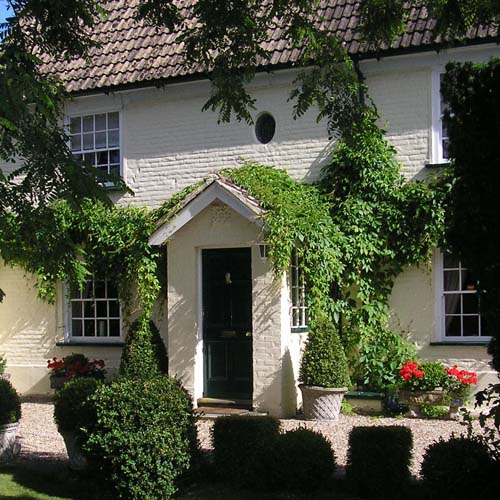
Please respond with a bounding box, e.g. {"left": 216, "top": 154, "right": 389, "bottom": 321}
{"left": 38, "top": 0, "right": 499, "bottom": 94}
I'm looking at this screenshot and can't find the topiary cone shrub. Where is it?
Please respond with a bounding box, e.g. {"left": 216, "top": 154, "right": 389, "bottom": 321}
{"left": 119, "top": 318, "right": 168, "bottom": 379}
{"left": 299, "top": 315, "right": 350, "bottom": 420}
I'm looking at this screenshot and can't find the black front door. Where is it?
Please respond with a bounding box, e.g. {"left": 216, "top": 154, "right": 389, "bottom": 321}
{"left": 202, "top": 248, "right": 252, "bottom": 400}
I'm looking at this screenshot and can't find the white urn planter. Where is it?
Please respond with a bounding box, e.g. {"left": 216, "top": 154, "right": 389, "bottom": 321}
{"left": 299, "top": 385, "right": 348, "bottom": 420}
{"left": 0, "top": 422, "right": 20, "bottom": 462}
{"left": 60, "top": 430, "right": 87, "bottom": 470}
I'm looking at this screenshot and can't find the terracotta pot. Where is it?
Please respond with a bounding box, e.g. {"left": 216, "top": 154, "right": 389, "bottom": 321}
{"left": 60, "top": 430, "right": 87, "bottom": 470}
{"left": 299, "top": 384, "right": 348, "bottom": 421}
{"left": 0, "top": 422, "right": 20, "bottom": 463}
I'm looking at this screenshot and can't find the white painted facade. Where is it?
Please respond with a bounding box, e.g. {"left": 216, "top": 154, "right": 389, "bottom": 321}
{"left": 1, "top": 43, "right": 498, "bottom": 413}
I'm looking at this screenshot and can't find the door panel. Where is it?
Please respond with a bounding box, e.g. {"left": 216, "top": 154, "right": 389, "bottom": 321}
{"left": 203, "top": 248, "right": 252, "bottom": 400}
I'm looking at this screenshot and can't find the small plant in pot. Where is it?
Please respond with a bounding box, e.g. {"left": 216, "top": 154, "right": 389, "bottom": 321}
{"left": 299, "top": 315, "right": 351, "bottom": 420}
{"left": 48, "top": 353, "right": 106, "bottom": 389}
{"left": 53, "top": 377, "right": 101, "bottom": 470}
{"left": 0, "top": 379, "right": 22, "bottom": 462}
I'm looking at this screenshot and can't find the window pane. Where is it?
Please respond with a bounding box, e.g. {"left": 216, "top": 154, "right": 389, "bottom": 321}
{"left": 108, "top": 112, "right": 119, "bottom": 129}
{"left": 95, "top": 131, "right": 107, "bottom": 149}
{"left": 71, "top": 301, "right": 82, "bottom": 318}
{"left": 95, "top": 114, "right": 107, "bottom": 131}
{"left": 72, "top": 320, "right": 83, "bottom": 337}
{"left": 84, "top": 319, "right": 95, "bottom": 337}
{"left": 445, "top": 315, "right": 461, "bottom": 336}
{"left": 70, "top": 117, "right": 81, "bottom": 134}
{"left": 109, "top": 164, "right": 120, "bottom": 176}
{"left": 70, "top": 135, "right": 81, "bottom": 151}
{"left": 73, "top": 153, "right": 83, "bottom": 162}
{"left": 445, "top": 294, "right": 460, "bottom": 314}
{"left": 96, "top": 319, "right": 108, "bottom": 337}
{"left": 97, "top": 151, "right": 108, "bottom": 166}
{"left": 462, "top": 270, "right": 478, "bottom": 291}
{"left": 443, "top": 253, "right": 459, "bottom": 269}
{"left": 463, "top": 316, "right": 479, "bottom": 336}
{"left": 108, "top": 130, "right": 119, "bottom": 148}
{"left": 82, "top": 115, "right": 94, "bottom": 132}
{"left": 109, "top": 319, "right": 120, "bottom": 337}
{"left": 84, "top": 152, "right": 95, "bottom": 165}
{"left": 462, "top": 294, "right": 478, "bottom": 314}
{"left": 83, "top": 133, "right": 94, "bottom": 150}
{"left": 107, "top": 281, "right": 118, "bottom": 298}
{"left": 444, "top": 270, "right": 460, "bottom": 291}
{"left": 94, "top": 281, "right": 106, "bottom": 298}
{"left": 70, "top": 286, "right": 80, "bottom": 299}
{"left": 109, "top": 149, "right": 120, "bottom": 164}
{"left": 96, "top": 301, "right": 107, "bottom": 317}
{"left": 109, "top": 300, "right": 120, "bottom": 318}
{"left": 82, "top": 281, "right": 93, "bottom": 299}
{"left": 84, "top": 301, "right": 95, "bottom": 318}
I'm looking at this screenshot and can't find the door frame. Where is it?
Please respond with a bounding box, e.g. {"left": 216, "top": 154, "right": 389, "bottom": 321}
{"left": 197, "top": 245, "right": 253, "bottom": 402}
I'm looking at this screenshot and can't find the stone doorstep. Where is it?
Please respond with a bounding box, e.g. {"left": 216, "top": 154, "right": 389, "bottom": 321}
{"left": 196, "top": 398, "right": 268, "bottom": 419}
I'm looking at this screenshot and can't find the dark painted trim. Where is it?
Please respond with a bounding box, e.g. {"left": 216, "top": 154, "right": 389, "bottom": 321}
{"left": 291, "top": 327, "right": 309, "bottom": 334}
{"left": 425, "top": 162, "right": 451, "bottom": 169}
{"left": 56, "top": 341, "right": 125, "bottom": 347}
{"left": 430, "top": 341, "right": 489, "bottom": 346}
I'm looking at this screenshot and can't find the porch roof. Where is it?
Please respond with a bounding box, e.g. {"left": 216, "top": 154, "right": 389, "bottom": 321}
{"left": 149, "top": 175, "right": 265, "bottom": 245}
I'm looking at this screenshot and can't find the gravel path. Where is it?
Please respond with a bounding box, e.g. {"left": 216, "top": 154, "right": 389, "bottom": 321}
{"left": 16, "top": 401, "right": 475, "bottom": 477}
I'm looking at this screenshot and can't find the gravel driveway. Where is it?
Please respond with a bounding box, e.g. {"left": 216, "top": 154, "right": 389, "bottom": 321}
{"left": 17, "top": 399, "right": 474, "bottom": 477}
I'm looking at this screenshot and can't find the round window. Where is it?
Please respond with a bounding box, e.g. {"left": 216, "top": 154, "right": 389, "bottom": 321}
{"left": 255, "top": 113, "right": 276, "bottom": 144}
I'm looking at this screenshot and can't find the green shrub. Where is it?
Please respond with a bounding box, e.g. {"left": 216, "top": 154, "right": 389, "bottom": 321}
{"left": 346, "top": 426, "right": 413, "bottom": 500}
{"left": 85, "top": 376, "right": 197, "bottom": 500}
{"left": 299, "top": 315, "right": 350, "bottom": 388}
{"left": 0, "top": 379, "right": 21, "bottom": 425}
{"left": 53, "top": 378, "right": 101, "bottom": 442}
{"left": 212, "top": 415, "right": 281, "bottom": 488}
{"left": 421, "top": 436, "right": 498, "bottom": 500}
{"left": 417, "top": 361, "right": 448, "bottom": 391}
{"left": 359, "top": 327, "right": 416, "bottom": 391}
{"left": 271, "top": 428, "right": 335, "bottom": 492}
{"left": 0, "top": 355, "right": 6, "bottom": 375}
{"left": 119, "top": 319, "right": 168, "bottom": 379}
{"left": 419, "top": 404, "right": 449, "bottom": 419}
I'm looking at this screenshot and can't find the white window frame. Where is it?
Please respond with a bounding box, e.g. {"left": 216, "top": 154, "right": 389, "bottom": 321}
{"left": 434, "top": 250, "right": 490, "bottom": 343}
{"left": 431, "top": 70, "right": 450, "bottom": 164}
{"left": 64, "top": 278, "right": 123, "bottom": 343}
{"left": 65, "top": 110, "right": 123, "bottom": 179}
{"left": 288, "top": 250, "right": 308, "bottom": 331}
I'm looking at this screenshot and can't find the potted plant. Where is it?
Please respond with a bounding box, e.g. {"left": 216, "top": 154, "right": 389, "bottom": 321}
{"left": 53, "top": 377, "right": 101, "bottom": 470}
{"left": 48, "top": 354, "right": 106, "bottom": 389}
{"left": 0, "top": 378, "right": 22, "bottom": 462}
{"left": 444, "top": 365, "right": 477, "bottom": 419}
{"left": 299, "top": 315, "right": 350, "bottom": 420}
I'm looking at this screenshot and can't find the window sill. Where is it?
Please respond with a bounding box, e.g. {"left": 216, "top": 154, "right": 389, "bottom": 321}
{"left": 430, "top": 341, "right": 490, "bottom": 347}
{"left": 56, "top": 341, "right": 125, "bottom": 347}
{"left": 291, "top": 327, "right": 309, "bottom": 333}
{"left": 425, "top": 162, "right": 451, "bottom": 169}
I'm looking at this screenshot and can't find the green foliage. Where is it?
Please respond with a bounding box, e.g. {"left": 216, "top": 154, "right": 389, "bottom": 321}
{"left": 0, "top": 199, "right": 160, "bottom": 318}
{"left": 299, "top": 315, "right": 350, "bottom": 388}
{"left": 320, "top": 111, "right": 447, "bottom": 375}
{"left": 416, "top": 361, "right": 449, "bottom": 391}
{"left": 475, "top": 382, "right": 500, "bottom": 459}
{"left": 270, "top": 428, "right": 336, "bottom": 492}
{"left": 358, "top": 327, "right": 416, "bottom": 391}
{"left": 119, "top": 319, "right": 168, "bottom": 380}
{"left": 346, "top": 426, "right": 413, "bottom": 500}
{"left": 53, "top": 377, "right": 100, "bottom": 438}
{"left": 421, "top": 435, "right": 498, "bottom": 500}
{"left": 212, "top": 415, "right": 281, "bottom": 488}
{"left": 223, "top": 164, "right": 344, "bottom": 317}
{"left": 0, "top": 355, "right": 5, "bottom": 375}
{"left": 0, "top": 379, "right": 21, "bottom": 425}
{"left": 419, "top": 405, "right": 449, "bottom": 419}
{"left": 442, "top": 59, "right": 500, "bottom": 372}
{"left": 85, "top": 376, "right": 197, "bottom": 500}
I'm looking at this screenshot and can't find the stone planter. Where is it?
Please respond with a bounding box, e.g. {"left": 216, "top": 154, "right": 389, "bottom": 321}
{"left": 0, "top": 422, "right": 20, "bottom": 463}
{"left": 299, "top": 384, "right": 348, "bottom": 421}
{"left": 345, "top": 391, "right": 385, "bottom": 415}
{"left": 398, "top": 389, "right": 446, "bottom": 418}
{"left": 60, "top": 430, "right": 87, "bottom": 470}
